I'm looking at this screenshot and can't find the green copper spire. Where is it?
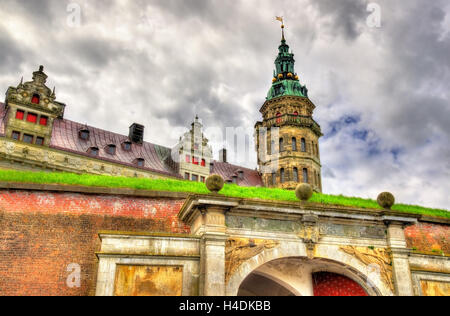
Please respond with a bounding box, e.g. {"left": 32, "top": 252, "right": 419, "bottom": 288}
{"left": 266, "top": 21, "right": 308, "bottom": 101}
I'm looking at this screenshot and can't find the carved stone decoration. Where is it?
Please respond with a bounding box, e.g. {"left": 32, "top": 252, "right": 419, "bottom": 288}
{"left": 298, "top": 214, "right": 320, "bottom": 259}
{"left": 340, "top": 246, "right": 394, "bottom": 292}
{"left": 225, "top": 238, "right": 280, "bottom": 284}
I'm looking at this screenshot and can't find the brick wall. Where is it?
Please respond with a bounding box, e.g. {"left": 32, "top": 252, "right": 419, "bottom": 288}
{"left": 0, "top": 190, "right": 188, "bottom": 296}
{"left": 405, "top": 222, "right": 449, "bottom": 255}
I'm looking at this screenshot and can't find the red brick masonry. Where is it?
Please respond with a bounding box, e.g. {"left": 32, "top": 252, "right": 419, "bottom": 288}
{"left": 0, "top": 189, "right": 447, "bottom": 296}
{"left": 0, "top": 190, "right": 188, "bottom": 296}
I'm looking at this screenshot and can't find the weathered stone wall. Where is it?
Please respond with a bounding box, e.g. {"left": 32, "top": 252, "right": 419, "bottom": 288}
{"left": 405, "top": 222, "right": 449, "bottom": 255}
{"left": 0, "top": 189, "right": 188, "bottom": 296}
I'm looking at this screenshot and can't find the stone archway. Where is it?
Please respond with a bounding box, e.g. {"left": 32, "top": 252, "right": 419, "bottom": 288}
{"left": 235, "top": 257, "right": 379, "bottom": 296}
{"left": 226, "top": 242, "right": 387, "bottom": 296}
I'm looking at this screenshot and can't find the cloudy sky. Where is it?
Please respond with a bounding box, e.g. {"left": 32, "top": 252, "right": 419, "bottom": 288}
{"left": 0, "top": 0, "right": 449, "bottom": 210}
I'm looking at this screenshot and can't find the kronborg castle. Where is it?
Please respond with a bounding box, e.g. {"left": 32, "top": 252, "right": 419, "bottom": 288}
{"left": 0, "top": 24, "right": 448, "bottom": 297}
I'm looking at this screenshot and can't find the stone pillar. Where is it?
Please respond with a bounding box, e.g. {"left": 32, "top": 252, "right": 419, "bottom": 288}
{"left": 387, "top": 222, "right": 414, "bottom": 296}
{"left": 194, "top": 206, "right": 228, "bottom": 296}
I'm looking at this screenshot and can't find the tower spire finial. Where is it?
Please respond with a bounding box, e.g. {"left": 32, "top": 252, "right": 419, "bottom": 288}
{"left": 276, "top": 16, "right": 285, "bottom": 42}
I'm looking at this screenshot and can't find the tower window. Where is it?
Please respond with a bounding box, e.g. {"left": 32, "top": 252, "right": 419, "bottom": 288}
{"left": 35, "top": 137, "right": 45, "bottom": 146}
{"left": 23, "top": 134, "right": 34, "bottom": 144}
{"left": 303, "top": 168, "right": 309, "bottom": 184}
{"left": 292, "top": 137, "right": 297, "bottom": 151}
{"left": 301, "top": 138, "right": 306, "bottom": 152}
{"left": 79, "top": 129, "right": 90, "bottom": 141}
{"left": 39, "top": 116, "right": 48, "bottom": 126}
{"left": 106, "top": 144, "right": 116, "bottom": 155}
{"left": 280, "top": 168, "right": 285, "bottom": 183}
{"left": 293, "top": 167, "right": 299, "bottom": 182}
{"left": 12, "top": 131, "right": 20, "bottom": 140}
{"left": 16, "top": 110, "right": 25, "bottom": 120}
{"left": 31, "top": 94, "right": 40, "bottom": 104}
{"left": 26, "top": 113, "right": 38, "bottom": 124}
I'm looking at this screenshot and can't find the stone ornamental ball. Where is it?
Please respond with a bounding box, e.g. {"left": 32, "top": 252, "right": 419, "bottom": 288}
{"left": 295, "top": 183, "right": 313, "bottom": 201}
{"left": 206, "top": 175, "right": 225, "bottom": 193}
{"left": 377, "top": 192, "right": 395, "bottom": 209}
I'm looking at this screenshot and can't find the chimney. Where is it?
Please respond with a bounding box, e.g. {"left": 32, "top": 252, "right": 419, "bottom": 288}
{"left": 129, "top": 123, "right": 145, "bottom": 144}
{"left": 219, "top": 149, "right": 227, "bottom": 163}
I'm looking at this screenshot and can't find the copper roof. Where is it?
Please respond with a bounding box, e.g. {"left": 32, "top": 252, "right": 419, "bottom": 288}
{"left": 49, "top": 118, "right": 180, "bottom": 177}
{"left": 211, "top": 161, "right": 264, "bottom": 187}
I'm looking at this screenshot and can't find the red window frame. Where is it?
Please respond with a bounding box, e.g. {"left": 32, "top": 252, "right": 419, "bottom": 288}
{"left": 192, "top": 157, "right": 199, "bottom": 165}
{"left": 16, "top": 110, "right": 25, "bottom": 120}
{"left": 26, "top": 113, "right": 38, "bottom": 123}
{"left": 185, "top": 155, "right": 191, "bottom": 163}
{"left": 39, "top": 116, "right": 48, "bottom": 126}
{"left": 31, "top": 95, "right": 40, "bottom": 104}
{"left": 201, "top": 159, "right": 206, "bottom": 167}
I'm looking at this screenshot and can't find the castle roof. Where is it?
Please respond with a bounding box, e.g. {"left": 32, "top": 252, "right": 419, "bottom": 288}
{"left": 211, "top": 160, "right": 263, "bottom": 187}
{"left": 0, "top": 101, "right": 263, "bottom": 184}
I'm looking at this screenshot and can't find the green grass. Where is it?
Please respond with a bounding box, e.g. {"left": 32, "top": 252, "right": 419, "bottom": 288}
{"left": 0, "top": 169, "right": 448, "bottom": 219}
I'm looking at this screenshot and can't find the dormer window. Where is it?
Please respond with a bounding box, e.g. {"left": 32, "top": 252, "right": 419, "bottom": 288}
{"left": 122, "top": 141, "right": 132, "bottom": 151}
{"left": 106, "top": 144, "right": 116, "bottom": 155}
{"left": 238, "top": 170, "right": 244, "bottom": 180}
{"left": 88, "top": 147, "right": 99, "bottom": 156}
{"left": 135, "top": 158, "right": 145, "bottom": 168}
{"left": 31, "top": 94, "right": 40, "bottom": 104}
{"left": 79, "top": 129, "right": 90, "bottom": 141}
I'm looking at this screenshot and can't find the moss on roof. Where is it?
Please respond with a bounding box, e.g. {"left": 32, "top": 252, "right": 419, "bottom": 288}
{"left": 0, "top": 170, "right": 448, "bottom": 220}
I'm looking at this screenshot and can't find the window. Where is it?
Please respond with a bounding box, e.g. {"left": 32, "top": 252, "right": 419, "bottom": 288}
{"left": 185, "top": 155, "right": 191, "bottom": 163}
{"left": 279, "top": 138, "right": 284, "bottom": 152}
{"left": 201, "top": 176, "right": 206, "bottom": 183}
{"left": 292, "top": 138, "right": 297, "bottom": 151}
{"left": 23, "top": 134, "right": 33, "bottom": 144}
{"left": 79, "top": 130, "right": 90, "bottom": 141}
{"left": 232, "top": 176, "right": 237, "bottom": 184}
{"left": 35, "top": 137, "right": 44, "bottom": 146}
{"left": 192, "top": 174, "right": 198, "bottom": 182}
{"left": 301, "top": 138, "right": 306, "bottom": 152}
{"left": 276, "top": 112, "right": 282, "bottom": 124}
{"left": 293, "top": 168, "right": 299, "bottom": 182}
{"left": 280, "top": 168, "right": 285, "bottom": 183}
{"left": 26, "top": 113, "right": 38, "bottom": 123}
{"left": 185, "top": 173, "right": 190, "bottom": 180}
{"left": 192, "top": 157, "right": 199, "bottom": 165}
{"left": 303, "top": 168, "right": 309, "bottom": 184}
{"left": 39, "top": 116, "right": 48, "bottom": 126}
{"left": 31, "top": 94, "right": 40, "bottom": 104}
{"left": 136, "top": 158, "right": 145, "bottom": 168}
{"left": 16, "top": 110, "right": 25, "bottom": 120}
{"left": 12, "top": 131, "right": 20, "bottom": 140}
{"left": 272, "top": 173, "right": 277, "bottom": 186}
{"left": 89, "top": 147, "right": 99, "bottom": 156}
{"left": 293, "top": 111, "right": 299, "bottom": 117}
{"left": 316, "top": 144, "right": 319, "bottom": 157}
{"left": 201, "top": 159, "right": 206, "bottom": 167}
{"left": 106, "top": 145, "right": 116, "bottom": 155}
{"left": 122, "top": 141, "right": 132, "bottom": 151}
{"left": 238, "top": 171, "right": 244, "bottom": 180}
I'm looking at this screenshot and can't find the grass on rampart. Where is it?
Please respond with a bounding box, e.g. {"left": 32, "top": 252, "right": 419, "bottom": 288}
{"left": 0, "top": 170, "right": 448, "bottom": 219}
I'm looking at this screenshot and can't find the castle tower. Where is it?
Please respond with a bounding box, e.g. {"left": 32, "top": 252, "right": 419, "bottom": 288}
{"left": 4, "top": 66, "right": 65, "bottom": 147}
{"left": 255, "top": 22, "right": 323, "bottom": 192}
